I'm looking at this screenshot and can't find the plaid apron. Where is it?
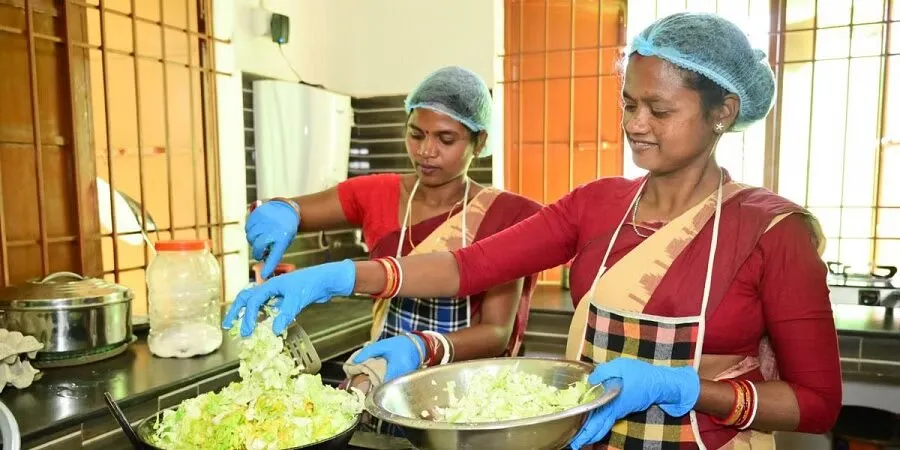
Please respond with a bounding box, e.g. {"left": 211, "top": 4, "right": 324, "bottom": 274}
{"left": 365, "top": 180, "right": 500, "bottom": 436}
{"left": 566, "top": 175, "right": 783, "bottom": 450}
{"left": 370, "top": 179, "right": 501, "bottom": 341}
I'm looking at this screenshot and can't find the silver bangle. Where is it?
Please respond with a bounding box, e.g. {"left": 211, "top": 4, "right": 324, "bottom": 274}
{"left": 403, "top": 332, "right": 425, "bottom": 368}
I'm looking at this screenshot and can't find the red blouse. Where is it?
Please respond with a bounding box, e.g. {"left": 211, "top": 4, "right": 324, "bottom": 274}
{"left": 453, "top": 176, "right": 842, "bottom": 435}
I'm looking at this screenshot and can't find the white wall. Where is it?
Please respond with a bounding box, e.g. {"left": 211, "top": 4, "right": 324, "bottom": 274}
{"left": 231, "top": 0, "right": 332, "bottom": 86}
{"left": 230, "top": 0, "right": 496, "bottom": 96}
{"left": 319, "top": 0, "right": 496, "bottom": 97}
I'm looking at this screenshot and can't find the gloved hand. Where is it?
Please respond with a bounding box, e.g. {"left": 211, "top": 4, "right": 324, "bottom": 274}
{"left": 570, "top": 358, "right": 701, "bottom": 450}
{"left": 351, "top": 335, "right": 424, "bottom": 382}
{"left": 246, "top": 200, "right": 300, "bottom": 280}
{"left": 222, "top": 259, "right": 356, "bottom": 337}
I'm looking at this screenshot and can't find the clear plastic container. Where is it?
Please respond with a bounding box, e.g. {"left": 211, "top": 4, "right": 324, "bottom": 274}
{"left": 147, "top": 240, "right": 222, "bottom": 358}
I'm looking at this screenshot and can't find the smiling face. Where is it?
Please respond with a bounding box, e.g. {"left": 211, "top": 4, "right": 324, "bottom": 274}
{"left": 405, "top": 108, "right": 486, "bottom": 186}
{"left": 621, "top": 54, "right": 738, "bottom": 175}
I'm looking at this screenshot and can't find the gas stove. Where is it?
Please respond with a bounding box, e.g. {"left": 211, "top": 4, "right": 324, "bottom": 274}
{"left": 827, "top": 261, "right": 900, "bottom": 307}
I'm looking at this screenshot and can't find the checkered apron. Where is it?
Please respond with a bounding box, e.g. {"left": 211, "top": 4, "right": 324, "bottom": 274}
{"left": 366, "top": 180, "right": 499, "bottom": 437}
{"left": 566, "top": 174, "right": 729, "bottom": 450}
{"left": 371, "top": 179, "right": 484, "bottom": 341}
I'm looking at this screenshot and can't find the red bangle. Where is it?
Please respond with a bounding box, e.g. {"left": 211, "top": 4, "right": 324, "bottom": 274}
{"left": 373, "top": 257, "right": 401, "bottom": 299}
{"left": 710, "top": 378, "right": 758, "bottom": 429}
{"left": 710, "top": 379, "right": 746, "bottom": 427}
{"left": 733, "top": 380, "right": 756, "bottom": 429}
{"left": 372, "top": 259, "right": 394, "bottom": 298}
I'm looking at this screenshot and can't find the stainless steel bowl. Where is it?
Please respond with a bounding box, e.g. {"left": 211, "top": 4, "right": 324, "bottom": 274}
{"left": 365, "top": 357, "right": 621, "bottom": 450}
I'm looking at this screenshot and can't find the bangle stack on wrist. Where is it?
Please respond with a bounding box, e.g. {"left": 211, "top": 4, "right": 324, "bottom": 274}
{"left": 373, "top": 257, "right": 402, "bottom": 299}
{"left": 711, "top": 379, "right": 759, "bottom": 430}
{"left": 410, "top": 330, "right": 454, "bottom": 367}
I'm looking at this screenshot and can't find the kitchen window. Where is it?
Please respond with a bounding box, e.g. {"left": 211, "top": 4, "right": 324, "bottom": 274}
{"left": 504, "top": 0, "right": 900, "bottom": 276}
{"left": 629, "top": 0, "right": 900, "bottom": 270}
{"left": 502, "top": 0, "right": 628, "bottom": 282}
{"left": 0, "top": 0, "right": 238, "bottom": 317}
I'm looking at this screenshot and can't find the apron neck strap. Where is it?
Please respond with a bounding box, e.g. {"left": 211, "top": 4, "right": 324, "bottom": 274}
{"left": 397, "top": 177, "right": 471, "bottom": 258}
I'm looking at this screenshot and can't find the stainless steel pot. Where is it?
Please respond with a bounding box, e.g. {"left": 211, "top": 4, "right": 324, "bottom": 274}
{"left": 0, "top": 272, "right": 133, "bottom": 354}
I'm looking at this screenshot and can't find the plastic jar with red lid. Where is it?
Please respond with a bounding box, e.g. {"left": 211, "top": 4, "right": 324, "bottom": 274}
{"left": 146, "top": 239, "right": 222, "bottom": 358}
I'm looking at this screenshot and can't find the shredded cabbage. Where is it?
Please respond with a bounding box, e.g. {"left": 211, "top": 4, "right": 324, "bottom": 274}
{"left": 149, "top": 314, "right": 364, "bottom": 450}
{"left": 431, "top": 367, "right": 590, "bottom": 423}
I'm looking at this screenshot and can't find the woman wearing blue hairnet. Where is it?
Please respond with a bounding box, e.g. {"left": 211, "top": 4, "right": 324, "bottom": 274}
{"left": 233, "top": 66, "right": 542, "bottom": 432}
{"left": 227, "top": 13, "right": 841, "bottom": 449}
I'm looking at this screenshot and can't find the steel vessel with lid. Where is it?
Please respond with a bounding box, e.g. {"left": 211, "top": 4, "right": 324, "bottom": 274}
{"left": 0, "top": 272, "right": 133, "bottom": 356}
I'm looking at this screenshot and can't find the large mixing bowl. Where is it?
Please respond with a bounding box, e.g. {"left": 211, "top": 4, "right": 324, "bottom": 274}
{"left": 365, "top": 357, "right": 621, "bottom": 450}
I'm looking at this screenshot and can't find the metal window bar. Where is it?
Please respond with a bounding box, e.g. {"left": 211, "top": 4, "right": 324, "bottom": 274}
{"left": 24, "top": 0, "right": 50, "bottom": 276}
{"left": 129, "top": 0, "right": 149, "bottom": 273}
{"left": 765, "top": 0, "right": 787, "bottom": 190}
{"left": 96, "top": 0, "right": 121, "bottom": 283}
{"left": 801, "top": 0, "right": 820, "bottom": 214}
{"left": 187, "top": 0, "right": 200, "bottom": 239}
{"left": 595, "top": 0, "right": 604, "bottom": 180}
{"left": 541, "top": 0, "right": 549, "bottom": 206}
{"left": 873, "top": 0, "right": 894, "bottom": 264}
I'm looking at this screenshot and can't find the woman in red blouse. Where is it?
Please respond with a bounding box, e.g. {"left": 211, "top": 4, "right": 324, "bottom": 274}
{"left": 228, "top": 13, "right": 841, "bottom": 449}
{"left": 230, "top": 66, "right": 542, "bottom": 393}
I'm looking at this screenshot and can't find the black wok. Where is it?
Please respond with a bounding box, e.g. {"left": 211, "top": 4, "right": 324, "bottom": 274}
{"left": 130, "top": 410, "right": 361, "bottom": 450}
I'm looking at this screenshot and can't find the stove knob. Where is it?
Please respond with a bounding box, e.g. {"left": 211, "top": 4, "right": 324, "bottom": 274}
{"left": 858, "top": 290, "right": 880, "bottom": 306}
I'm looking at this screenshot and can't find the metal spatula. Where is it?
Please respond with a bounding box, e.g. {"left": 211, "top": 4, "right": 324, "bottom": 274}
{"left": 285, "top": 323, "right": 321, "bottom": 375}
{"left": 254, "top": 268, "right": 322, "bottom": 375}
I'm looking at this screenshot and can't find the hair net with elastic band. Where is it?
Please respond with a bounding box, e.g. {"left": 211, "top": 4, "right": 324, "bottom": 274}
{"left": 627, "top": 12, "right": 775, "bottom": 132}
{"left": 404, "top": 66, "right": 494, "bottom": 157}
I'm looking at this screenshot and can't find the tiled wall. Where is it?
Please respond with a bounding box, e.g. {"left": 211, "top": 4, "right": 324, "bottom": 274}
{"left": 839, "top": 334, "right": 900, "bottom": 380}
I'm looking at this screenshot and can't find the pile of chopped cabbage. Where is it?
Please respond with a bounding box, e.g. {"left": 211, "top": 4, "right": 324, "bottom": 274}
{"left": 431, "top": 367, "right": 590, "bottom": 423}
{"left": 149, "top": 314, "right": 364, "bottom": 450}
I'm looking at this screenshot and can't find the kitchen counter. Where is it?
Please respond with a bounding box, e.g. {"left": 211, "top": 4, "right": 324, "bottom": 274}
{"left": 2, "top": 297, "right": 377, "bottom": 449}
{"left": 830, "top": 304, "right": 900, "bottom": 337}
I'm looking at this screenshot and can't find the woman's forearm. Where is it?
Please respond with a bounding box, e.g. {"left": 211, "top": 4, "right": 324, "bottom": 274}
{"left": 354, "top": 253, "right": 461, "bottom": 298}
{"left": 694, "top": 379, "right": 800, "bottom": 431}
{"left": 435, "top": 325, "right": 510, "bottom": 363}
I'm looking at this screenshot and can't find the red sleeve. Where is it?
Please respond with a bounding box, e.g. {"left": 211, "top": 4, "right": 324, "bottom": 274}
{"left": 759, "top": 214, "right": 842, "bottom": 433}
{"left": 452, "top": 185, "right": 585, "bottom": 297}
{"left": 336, "top": 174, "right": 401, "bottom": 249}
{"left": 337, "top": 174, "right": 396, "bottom": 225}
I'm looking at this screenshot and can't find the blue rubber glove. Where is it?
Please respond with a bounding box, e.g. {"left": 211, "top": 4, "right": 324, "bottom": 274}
{"left": 351, "top": 335, "right": 425, "bottom": 382}
{"left": 246, "top": 200, "right": 300, "bottom": 280}
{"left": 222, "top": 259, "right": 356, "bottom": 337}
{"left": 569, "top": 358, "right": 701, "bottom": 450}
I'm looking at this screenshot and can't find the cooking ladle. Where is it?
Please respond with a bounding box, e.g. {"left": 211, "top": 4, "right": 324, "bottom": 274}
{"left": 103, "top": 392, "right": 143, "bottom": 449}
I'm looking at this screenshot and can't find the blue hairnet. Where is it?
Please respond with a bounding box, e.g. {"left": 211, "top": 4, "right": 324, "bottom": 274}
{"left": 405, "top": 66, "right": 493, "bottom": 157}
{"left": 627, "top": 12, "right": 775, "bottom": 132}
